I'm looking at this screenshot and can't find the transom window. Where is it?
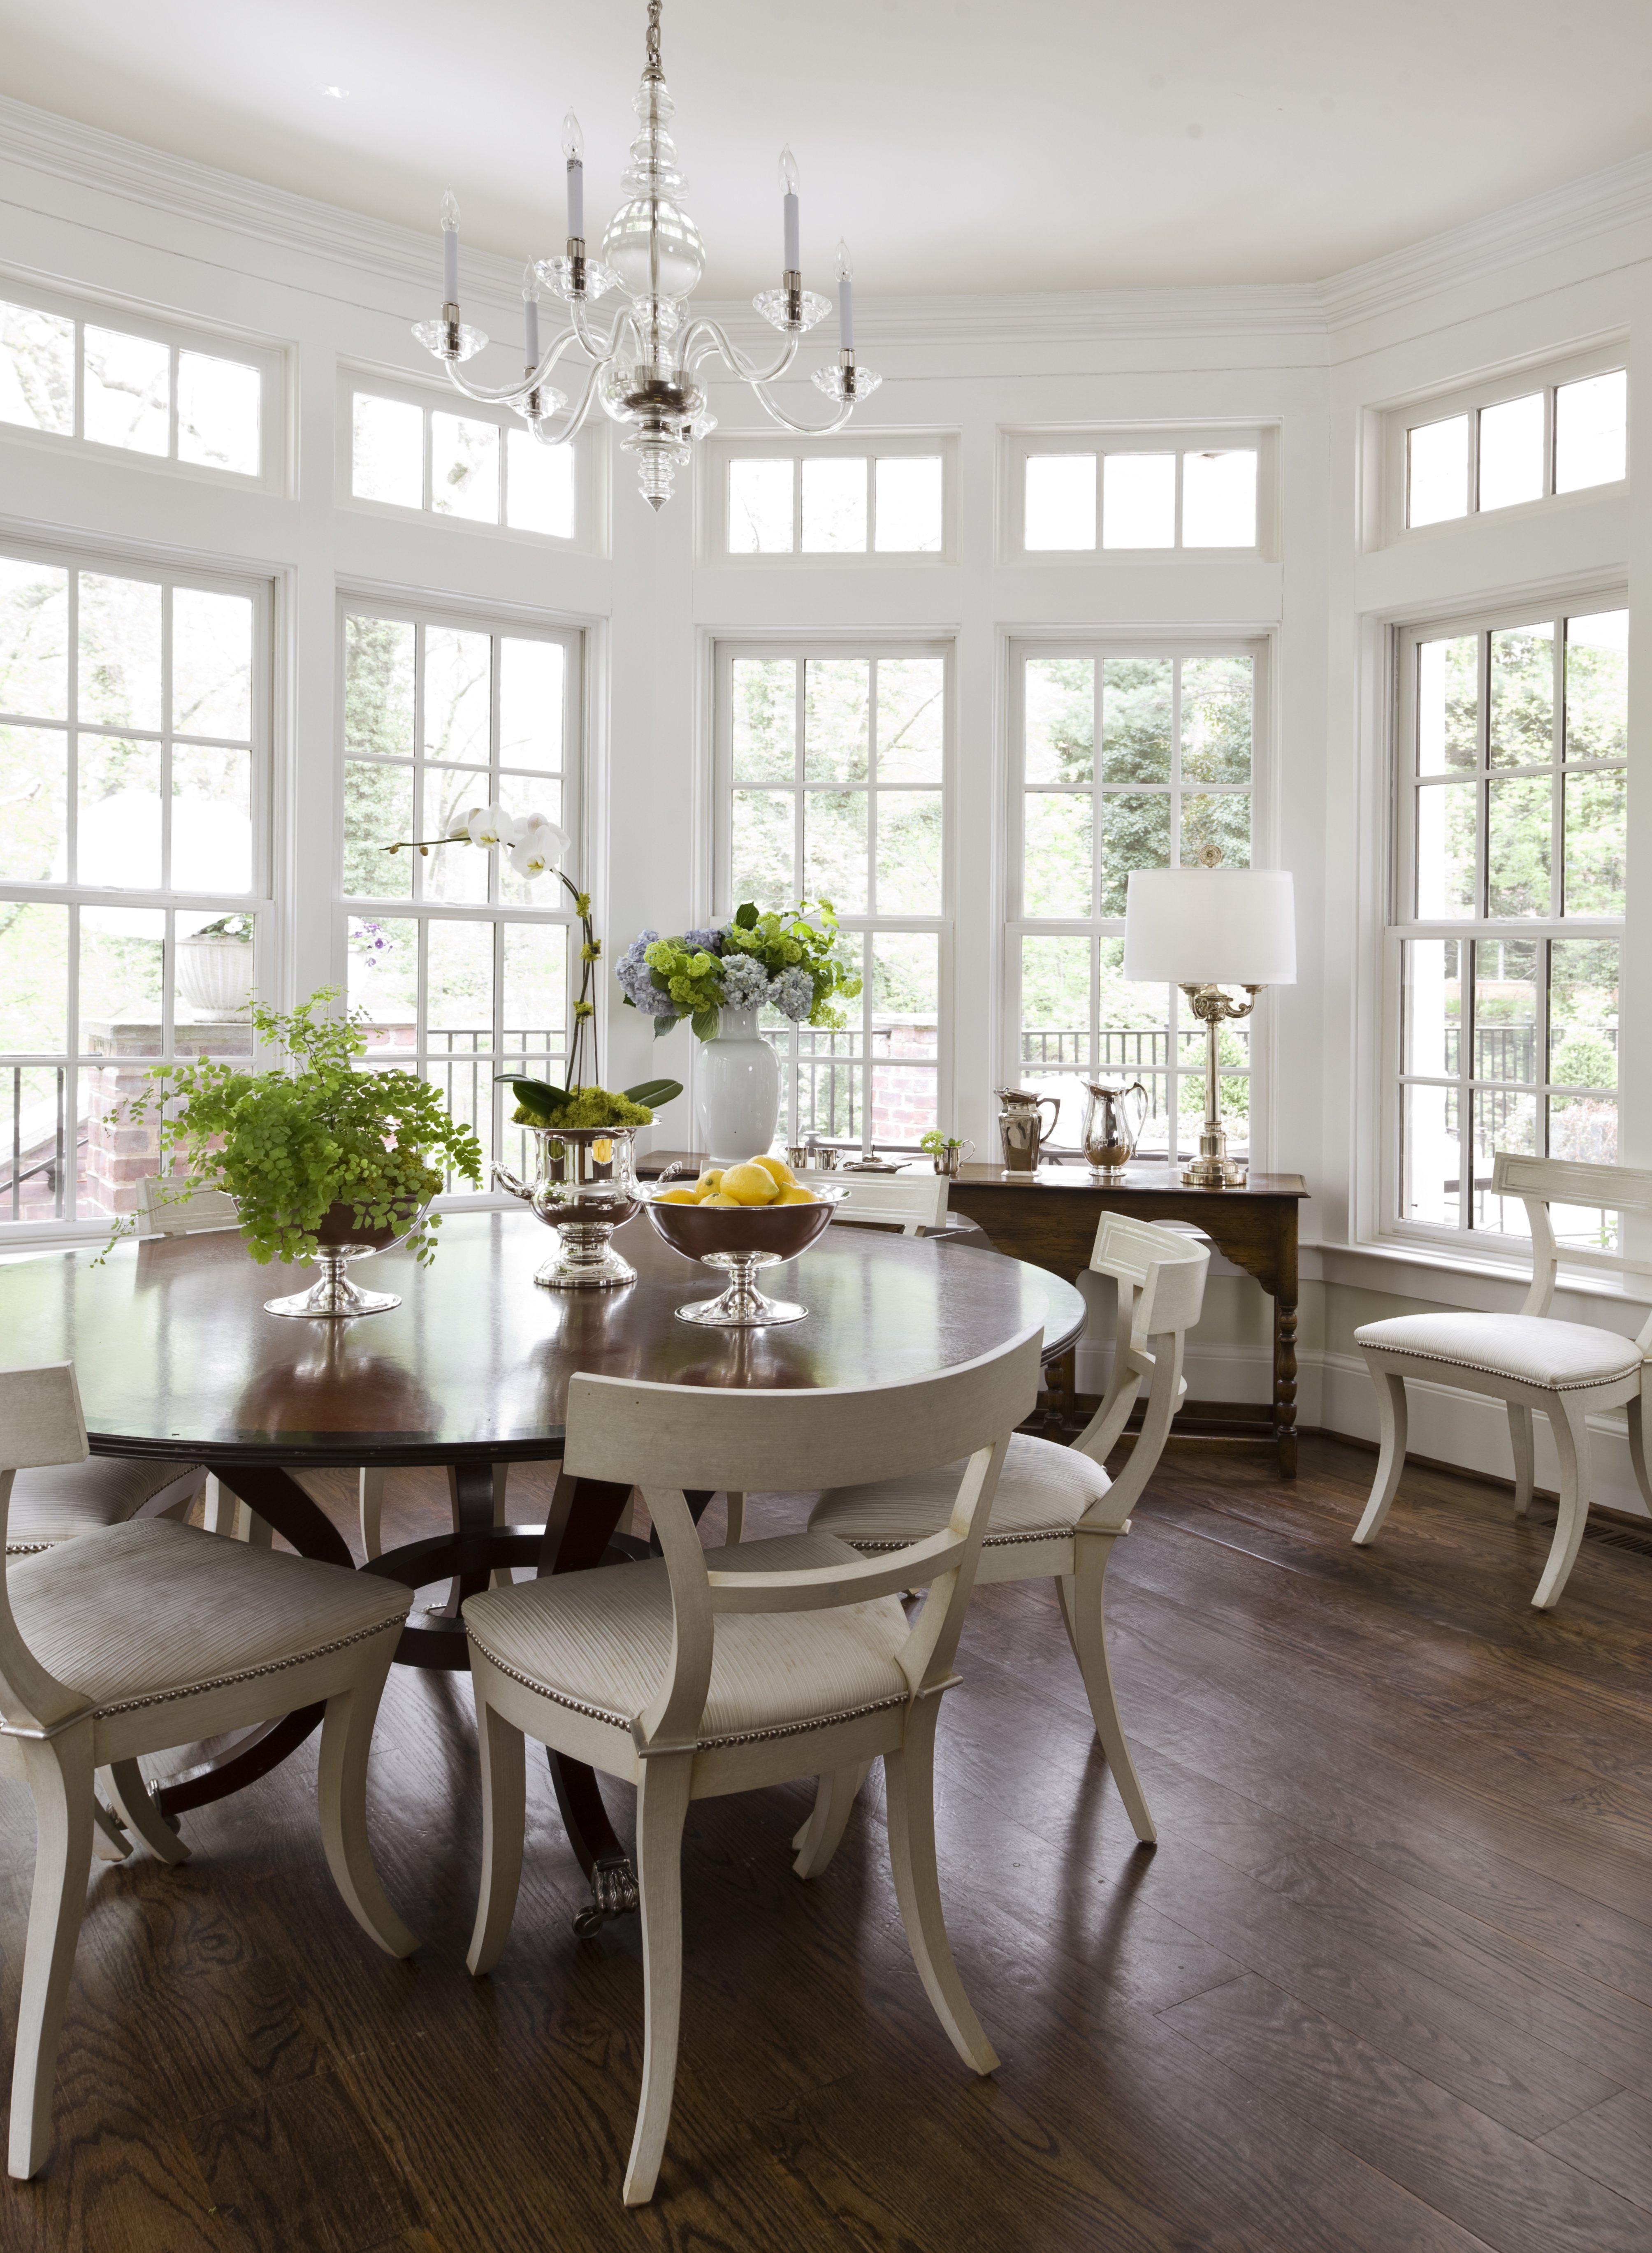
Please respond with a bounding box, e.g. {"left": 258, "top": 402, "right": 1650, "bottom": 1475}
{"left": 717, "top": 644, "right": 949, "bottom": 1151}
{"left": 713, "top": 438, "right": 951, "bottom": 560}
{"left": 0, "top": 285, "right": 276, "bottom": 486}
{"left": 339, "top": 599, "right": 580, "bottom": 1188}
{"left": 1393, "top": 599, "right": 1626, "bottom": 1246}
{"left": 348, "top": 380, "right": 578, "bottom": 541}
{"left": 1396, "top": 353, "right": 1627, "bottom": 534}
{"left": 0, "top": 539, "right": 270, "bottom": 1231}
{"left": 1009, "top": 643, "right": 1261, "bottom": 1157}
{"left": 1008, "top": 432, "right": 1265, "bottom": 555}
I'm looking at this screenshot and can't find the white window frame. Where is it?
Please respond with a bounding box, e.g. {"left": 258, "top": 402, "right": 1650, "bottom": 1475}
{"left": 1001, "top": 425, "right": 1278, "bottom": 562}
{"left": 0, "top": 531, "right": 276, "bottom": 1242}
{"left": 1377, "top": 341, "right": 1629, "bottom": 549}
{"left": 0, "top": 273, "right": 288, "bottom": 495}
{"left": 339, "top": 367, "right": 605, "bottom": 554}
{"left": 335, "top": 589, "right": 585, "bottom": 1197}
{"left": 712, "top": 634, "right": 954, "bottom": 1157}
{"left": 701, "top": 432, "right": 958, "bottom": 565}
{"left": 1383, "top": 585, "right": 1632, "bottom": 1258}
{"left": 1004, "top": 631, "right": 1275, "bottom": 1162}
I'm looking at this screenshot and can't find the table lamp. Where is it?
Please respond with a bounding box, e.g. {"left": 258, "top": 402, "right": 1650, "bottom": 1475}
{"left": 1123, "top": 848, "right": 1296, "bottom": 1189}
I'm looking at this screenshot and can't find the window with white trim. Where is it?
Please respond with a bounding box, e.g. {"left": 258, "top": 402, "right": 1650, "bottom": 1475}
{"left": 0, "top": 538, "right": 271, "bottom": 1230}
{"left": 346, "top": 375, "right": 586, "bottom": 543}
{"left": 1388, "top": 348, "right": 1627, "bottom": 537}
{"left": 716, "top": 642, "right": 949, "bottom": 1152}
{"left": 1008, "top": 640, "right": 1264, "bottom": 1157}
{"left": 1392, "top": 595, "right": 1627, "bottom": 1248}
{"left": 339, "top": 597, "right": 581, "bottom": 1187}
{"left": 0, "top": 283, "right": 281, "bottom": 488}
{"left": 1005, "top": 429, "right": 1270, "bottom": 557}
{"left": 710, "top": 436, "right": 953, "bottom": 561}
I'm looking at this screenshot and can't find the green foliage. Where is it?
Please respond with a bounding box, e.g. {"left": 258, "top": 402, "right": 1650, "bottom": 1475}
{"left": 1550, "top": 1031, "right": 1617, "bottom": 1092}
{"left": 638, "top": 903, "right": 862, "bottom": 1042}
{"left": 113, "top": 991, "right": 482, "bottom": 1267}
{"left": 919, "top": 1129, "right": 964, "bottom": 1154}
{"left": 497, "top": 1074, "right": 682, "bottom": 1128}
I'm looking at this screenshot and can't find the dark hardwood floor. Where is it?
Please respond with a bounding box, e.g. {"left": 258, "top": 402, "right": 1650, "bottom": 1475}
{"left": 6, "top": 1437, "right": 1652, "bottom": 2251}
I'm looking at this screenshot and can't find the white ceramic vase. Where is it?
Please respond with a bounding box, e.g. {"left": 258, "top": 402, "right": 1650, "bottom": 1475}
{"left": 177, "top": 937, "right": 253, "bottom": 1020}
{"left": 695, "top": 1003, "right": 781, "bottom": 1167}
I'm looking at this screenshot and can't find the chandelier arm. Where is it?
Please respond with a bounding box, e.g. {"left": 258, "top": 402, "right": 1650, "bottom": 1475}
{"left": 569, "top": 293, "right": 633, "bottom": 364}
{"left": 744, "top": 380, "right": 857, "bottom": 438}
{"left": 439, "top": 325, "right": 590, "bottom": 408}
{"left": 680, "top": 318, "right": 800, "bottom": 387}
{"left": 531, "top": 357, "right": 614, "bottom": 445}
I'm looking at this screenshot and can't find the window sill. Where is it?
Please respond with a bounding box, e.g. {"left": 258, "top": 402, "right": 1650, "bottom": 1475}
{"left": 1306, "top": 1235, "right": 1651, "bottom": 1320}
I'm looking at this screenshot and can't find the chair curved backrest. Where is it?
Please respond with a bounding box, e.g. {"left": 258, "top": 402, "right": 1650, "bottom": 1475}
{"left": 1071, "top": 1215, "right": 1211, "bottom": 1515}
{"left": 136, "top": 1179, "right": 239, "bottom": 1239}
{"left": 562, "top": 1328, "right": 1044, "bottom": 1752}
{"left": 0, "top": 1364, "right": 94, "bottom": 1736}
{"left": 801, "top": 1172, "right": 950, "bottom": 1236}
{"left": 1491, "top": 1153, "right": 1652, "bottom": 1348}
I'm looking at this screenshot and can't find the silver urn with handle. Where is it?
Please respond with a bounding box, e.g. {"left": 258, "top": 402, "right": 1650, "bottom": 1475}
{"left": 493, "top": 1126, "right": 642, "bottom": 1288}
{"left": 1079, "top": 1080, "right": 1148, "bottom": 1177}
{"left": 994, "top": 1087, "right": 1060, "bottom": 1175}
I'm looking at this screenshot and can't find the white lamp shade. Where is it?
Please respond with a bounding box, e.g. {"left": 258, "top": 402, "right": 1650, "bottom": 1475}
{"left": 1123, "top": 867, "right": 1297, "bottom": 986}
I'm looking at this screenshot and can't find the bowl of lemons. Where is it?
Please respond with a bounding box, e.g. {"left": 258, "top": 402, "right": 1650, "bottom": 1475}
{"left": 644, "top": 1156, "right": 845, "bottom": 1327}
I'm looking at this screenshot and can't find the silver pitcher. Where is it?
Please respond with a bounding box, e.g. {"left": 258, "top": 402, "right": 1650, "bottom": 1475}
{"left": 994, "top": 1087, "right": 1060, "bottom": 1175}
{"left": 1080, "top": 1080, "right": 1148, "bottom": 1177}
{"left": 494, "top": 1125, "right": 641, "bottom": 1288}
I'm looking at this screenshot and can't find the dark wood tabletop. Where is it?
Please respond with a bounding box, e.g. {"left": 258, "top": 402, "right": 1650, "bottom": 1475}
{"left": 0, "top": 1207, "right": 1085, "bottom": 1465}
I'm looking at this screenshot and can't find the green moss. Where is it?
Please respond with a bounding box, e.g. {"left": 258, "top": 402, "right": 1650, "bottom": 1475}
{"left": 512, "top": 1085, "right": 655, "bottom": 1129}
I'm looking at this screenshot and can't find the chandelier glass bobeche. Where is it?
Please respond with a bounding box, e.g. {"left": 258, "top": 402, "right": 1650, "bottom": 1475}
{"left": 414, "top": 0, "right": 879, "bottom": 510}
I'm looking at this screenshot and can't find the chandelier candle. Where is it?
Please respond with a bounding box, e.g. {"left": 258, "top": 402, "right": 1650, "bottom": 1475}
{"left": 836, "top": 240, "right": 854, "bottom": 350}
{"left": 441, "top": 189, "right": 459, "bottom": 303}
{"left": 411, "top": 0, "right": 877, "bottom": 507}
{"left": 523, "top": 269, "right": 540, "bottom": 366}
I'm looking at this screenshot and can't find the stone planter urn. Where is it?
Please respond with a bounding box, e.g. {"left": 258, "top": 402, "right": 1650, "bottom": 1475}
{"left": 177, "top": 936, "right": 253, "bottom": 1021}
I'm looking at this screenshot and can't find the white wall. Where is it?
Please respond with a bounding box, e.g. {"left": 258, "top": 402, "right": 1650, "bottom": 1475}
{"left": 2, "top": 95, "right": 1647, "bottom": 1508}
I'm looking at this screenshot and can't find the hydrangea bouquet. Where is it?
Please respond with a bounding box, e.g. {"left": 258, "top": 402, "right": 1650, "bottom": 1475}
{"left": 618, "top": 902, "right": 862, "bottom": 1042}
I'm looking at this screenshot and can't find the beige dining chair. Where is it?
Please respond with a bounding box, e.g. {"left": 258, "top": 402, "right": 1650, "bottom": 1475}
{"left": 0, "top": 1362, "right": 418, "bottom": 2179}
{"left": 460, "top": 1330, "right": 1042, "bottom": 2206}
{"left": 1352, "top": 1151, "right": 1652, "bottom": 1609}
{"left": 136, "top": 1176, "right": 396, "bottom": 1558}
{"left": 800, "top": 1169, "right": 952, "bottom": 1235}
{"left": 800, "top": 1212, "right": 1209, "bottom": 1859}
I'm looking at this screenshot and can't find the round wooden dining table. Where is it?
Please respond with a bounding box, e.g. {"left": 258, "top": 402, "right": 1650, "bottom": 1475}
{"left": 0, "top": 1206, "right": 1085, "bottom": 1928}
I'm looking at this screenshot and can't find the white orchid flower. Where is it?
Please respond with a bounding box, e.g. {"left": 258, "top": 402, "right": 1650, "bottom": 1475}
{"left": 465, "top": 802, "right": 515, "bottom": 849}
{"left": 508, "top": 816, "right": 568, "bottom": 879}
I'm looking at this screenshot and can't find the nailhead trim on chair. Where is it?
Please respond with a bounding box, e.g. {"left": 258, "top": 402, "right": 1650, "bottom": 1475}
{"left": 1366, "top": 1341, "right": 1642, "bottom": 1390}
{"left": 95, "top": 1613, "right": 403, "bottom": 1718}
{"left": 838, "top": 1524, "right": 1076, "bottom": 1553}
{"left": 5, "top": 1543, "right": 53, "bottom": 1557}
{"left": 468, "top": 1638, "right": 909, "bottom": 1750}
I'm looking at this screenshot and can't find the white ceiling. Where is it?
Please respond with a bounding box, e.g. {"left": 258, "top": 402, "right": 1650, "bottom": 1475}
{"left": 5, "top": 0, "right": 1652, "bottom": 296}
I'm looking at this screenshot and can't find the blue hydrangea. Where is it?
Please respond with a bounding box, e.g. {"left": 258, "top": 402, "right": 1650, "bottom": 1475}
{"left": 682, "top": 926, "right": 726, "bottom": 956}
{"left": 617, "top": 930, "right": 678, "bottom": 1016}
{"left": 718, "top": 954, "right": 774, "bottom": 1010}
{"left": 772, "top": 965, "right": 817, "bottom": 1021}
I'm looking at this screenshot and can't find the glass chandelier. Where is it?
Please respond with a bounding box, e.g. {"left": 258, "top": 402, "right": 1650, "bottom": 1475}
{"left": 413, "top": 0, "right": 879, "bottom": 510}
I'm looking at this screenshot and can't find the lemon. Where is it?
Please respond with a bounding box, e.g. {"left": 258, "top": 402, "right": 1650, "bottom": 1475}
{"left": 752, "top": 1154, "right": 796, "bottom": 1187}
{"left": 696, "top": 1168, "right": 724, "bottom": 1192}
{"left": 703, "top": 1192, "right": 740, "bottom": 1207}
{"left": 654, "top": 1188, "right": 698, "bottom": 1204}
{"left": 720, "top": 1161, "right": 781, "bottom": 1205}
{"left": 777, "top": 1186, "right": 816, "bottom": 1205}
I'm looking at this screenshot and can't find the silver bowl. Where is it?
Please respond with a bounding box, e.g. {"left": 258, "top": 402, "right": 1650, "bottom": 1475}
{"left": 263, "top": 1199, "right": 430, "bottom": 1320}
{"left": 643, "top": 1184, "right": 845, "bottom": 1326}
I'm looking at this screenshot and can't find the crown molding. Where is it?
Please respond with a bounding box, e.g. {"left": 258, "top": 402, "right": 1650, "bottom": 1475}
{"left": 1322, "top": 146, "right": 1652, "bottom": 331}
{"left": 4, "top": 89, "right": 1652, "bottom": 350}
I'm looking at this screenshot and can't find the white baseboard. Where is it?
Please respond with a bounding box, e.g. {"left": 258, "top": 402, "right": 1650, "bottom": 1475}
{"left": 1075, "top": 1340, "right": 1650, "bottom": 1521}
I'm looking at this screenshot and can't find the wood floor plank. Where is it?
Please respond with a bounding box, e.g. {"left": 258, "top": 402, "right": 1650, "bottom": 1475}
{"left": 1537, "top": 2086, "right": 1652, "bottom": 2213}
{"left": 1162, "top": 1971, "right": 1652, "bottom": 2253}
{"left": 184, "top": 2067, "right": 425, "bottom": 2253}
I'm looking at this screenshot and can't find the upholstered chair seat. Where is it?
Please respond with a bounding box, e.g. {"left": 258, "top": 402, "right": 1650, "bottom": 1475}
{"left": 5, "top": 1457, "right": 205, "bottom": 1555}
{"left": 1354, "top": 1311, "right": 1642, "bottom": 1392}
{"left": 811, "top": 1434, "right": 1111, "bottom": 1555}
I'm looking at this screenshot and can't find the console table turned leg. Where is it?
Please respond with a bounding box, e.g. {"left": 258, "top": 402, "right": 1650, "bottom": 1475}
{"left": 1274, "top": 1295, "right": 1299, "bottom": 1479}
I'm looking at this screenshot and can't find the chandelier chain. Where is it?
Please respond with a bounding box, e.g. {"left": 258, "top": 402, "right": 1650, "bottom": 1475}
{"left": 645, "top": 0, "right": 663, "bottom": 81}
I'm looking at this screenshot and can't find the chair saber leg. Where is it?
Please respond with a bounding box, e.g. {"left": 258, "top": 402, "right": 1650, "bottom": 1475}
{"left": 882, "top": 1705, "right": 998, "bottom": 2077}
{"left": 316, "top": 1647, "right": 419, "bottom": 1958}
{"left": 622, "top": 1752, "right": 694, "bottom": 2207}
{"left": 1532, "top": 1394, "right": 1592, "bottom": 1611}
{"left": 467, "top": 1682, "right": 528, "bottom": 1977}
{"left": 1507, "top": 1404, "right": 1536, "bottom": 1520}
{"left": 10, "top": 1725, "right": 95, "bottom": 2179}
{"left": 1352, "top": 1370, "right": 1409, "bottom": 1546}
{"left": 791, "top": 1760, "right": 873, "bottom": 1878}
{"left": 1058, "top": 1543, "right": 1156, "bottom": 1844}
{"left": 358, "top": 1466, "right": 385, "bottom": 1561}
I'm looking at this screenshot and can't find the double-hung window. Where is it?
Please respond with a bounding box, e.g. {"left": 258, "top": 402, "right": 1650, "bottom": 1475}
{"left": 1008, "top": 640, "right": 1264, "bottom": 1156}
{"left": 1392, "top": 597, "right": 1628, "bottom": 1247}
{"left": 339, "top": 598, "right": 581, "bottom": 1188}
{"left": 0, "top": 539, "right": 271, "bottom": 1230}
{"left": 717, "top": 642, "right": 949, "bottom": 1151}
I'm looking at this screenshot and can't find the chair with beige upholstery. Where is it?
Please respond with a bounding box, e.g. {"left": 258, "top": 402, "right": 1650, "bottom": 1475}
{"left": 802, "top": 1169, "right": 952, "bottom": 1235}
{"left": 460, "top": 1329, "right": 1042, "bottom": 2206}
{"left": 802, "top": 1213, "right": 1209, "bottom": 1859}
{"left": 1352, "top": 1151, "right": 1652, "bottom": 1610}
{"left": 0, "top": 1362, "right": 418, "bottom": 2179}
